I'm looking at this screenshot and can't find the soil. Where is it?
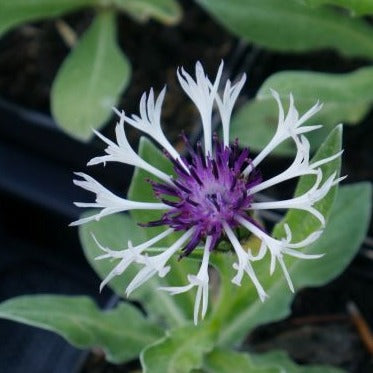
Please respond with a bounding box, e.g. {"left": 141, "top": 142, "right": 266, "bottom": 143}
{"left": 0, "top": 1, "right": 372, "bottom": 373}
{"left": 249, "top": 267, "right": 373, "bottom": 373}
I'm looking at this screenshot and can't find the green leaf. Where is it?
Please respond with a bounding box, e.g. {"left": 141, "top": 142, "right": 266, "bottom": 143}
{"left": 141, "top": 323, "right": 216, "bottom": 373}
{"left": 205, "top": 348, "right": 345, "bottom": 373}
{"left": 211, "top": 127, "right": 353, "bottom": 346}
{"left": 0, "top": 0, "right": 94, "bottom": 36}
{"left": 251, "top": 350, "right": 345, "bottom": 373}
{"left": 204, "top": 348, "right": 279, "bottom": 373}
{"left": 0, "top": 295, "right": 163, "bottom": 364}
{"left": 79, "top": 213, "right": 194, "bottom": 328}
{"left": 300, "top": 0, "right": 373, "bottom": 16}
{"left": 51, "top": 11, "right": 131, "bottom": 141}
{"left": 114, "top": 0, "right": 182, "bottom": 25}
{"left": 231, "top": 67, "right": 373, "bottom": 155}
{"left": 196, "top": 0, "right": 373, "bottom": 59}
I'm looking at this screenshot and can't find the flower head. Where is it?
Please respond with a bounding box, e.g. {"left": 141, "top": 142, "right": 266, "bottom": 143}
{"left": 72, "top": 62, "right": 342, "bottom": 324}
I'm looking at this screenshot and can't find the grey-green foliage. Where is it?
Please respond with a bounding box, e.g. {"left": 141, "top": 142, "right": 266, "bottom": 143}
{"left": 0, "top": 0, "right": 181, "bottom": 140}
{"left": 204, "top": 348, "right": 344, "bottom": 373}
{"left": 0, "top": 295, "right": 163, "bottom": 363}
{"left": 0, "top": 0, "right": 94, "bottom": 36}
{"left": 231, "top": 67, "right": 373, "bottom": 156}
{"left": 51, "top": 11, "right": 131, "bottom": 141}
{"left": 0, "top": 0, "right": 181, "bottom": 37}
{"left": 251, "top": 350, "right": 345, "bottom": 373}
{"left": 115, "top": 0, "right": 182, "bottom": 24}
{"left": 141, "top": 323, "right": 217, "bottom": 373}
{"left": 196, "top": 0, "right": 373, "bottom": 59}
{"left": 299, "top": 0, "right": 373, "bottom": 16}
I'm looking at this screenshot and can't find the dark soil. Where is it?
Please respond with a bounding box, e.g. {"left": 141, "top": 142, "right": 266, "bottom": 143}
{"left": 248, "top": 266, "right": 373, "bottom": 373}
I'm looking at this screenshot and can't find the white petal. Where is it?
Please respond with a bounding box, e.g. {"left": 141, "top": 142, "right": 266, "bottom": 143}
{"left": 88, "top": 120, "right": 172, "bottom": 183}
{"left": 159, "top": 236, "right": 212, "bottom": 324}
{"left": 236, "top": 216, "right": 323, "bottom": 292}
{"left": 250, "top": 172, "right": 340, "bottom": 226}
{"left": 114, "top": 89, "right": 186, "bottom": 170}
{"left": 177, "top": 61, "right": 223, "bottom": 155}
{"left": 244, "top": 93, "right": 323, "bottom": 174}
{"left": 71, "top": 173, "right": 170, "bottom": 226}
{"left": 216, "top": 73, "right": 246, "bottom": 147}
{"left": 126, "top": 229, "right": 194, "bottom": 296}
{"left": 223, "top": 223, "right": 267, "bottom": 300}
{"left": 92, "top": 228, "right": 175, "bottom": 291}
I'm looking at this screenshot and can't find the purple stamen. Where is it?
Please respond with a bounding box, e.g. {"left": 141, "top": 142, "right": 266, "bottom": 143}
{"left": 147, "top": 137, "right": 261, "bottom": 255}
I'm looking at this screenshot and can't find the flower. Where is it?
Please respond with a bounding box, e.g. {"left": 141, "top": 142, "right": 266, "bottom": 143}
{"left": 72, "top": 61, "right": 343, "bottom": 324}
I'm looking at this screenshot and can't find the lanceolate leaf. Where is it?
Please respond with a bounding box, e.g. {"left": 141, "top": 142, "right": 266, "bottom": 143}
{"left": 196, "top": 0, "right": 373, "bottom": 59}
{"left": 115, "top": 0, "right": 182, "bottom": 25}
{"left": 231, "top": 67, "right": 373, "bottom": 155}
{"left": 209, "top": 128, "right": 370, "bottom": 346}
{"left": 51, "top": 11, "right": 131, "bottom": 141}
{"left": 251, "top": 350, "right": 345, "bottom": 373}
{"left": 300, "top": 0, "right": 373, "bottom": 16}
{"left": 0, "top": 0, "right": 93, "bottom": 36}
{"left": 204, "top": 348, "right": 279, "bottom": 373}
{"left": 0, "top": 295, "right": 163, "bottom": 364}
{"left": 141, "top": 323, "right": 216, "bottom": 373}
{"left": 204, "top": 348, "right": 345, "bottom": 373}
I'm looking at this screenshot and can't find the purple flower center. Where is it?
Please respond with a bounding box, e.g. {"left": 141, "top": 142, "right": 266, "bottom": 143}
{"left": 146, "top": 136, "right": 262, "bottom": 256}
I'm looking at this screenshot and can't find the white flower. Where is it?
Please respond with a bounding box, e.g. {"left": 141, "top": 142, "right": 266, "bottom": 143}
{"left": 72, "top": 61, "right": 343, "bottom": 323}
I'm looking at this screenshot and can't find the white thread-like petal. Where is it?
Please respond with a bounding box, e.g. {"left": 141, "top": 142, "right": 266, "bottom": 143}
{"left": 177, "top": 61, "right": 223, "bottom": 155}
{"left": 88, "top": 117, "right": 172, "bottom": 183}
{"left": 112, "top": 89, "right": 185, "bottom": 169}
{"left": 70, "top": 173, "right": 169, "bottom": 226}
{"left": 237, "top": 216, "right": 323, "bottom": 291}
{"left": 125, "top": 229, "right": 194, "bottom": 296}
{"left": 216, "top": 73, "right": 247, "bottom": 147}
{"left": 223, "top": 223, "right": 267, "bottom": 301}
{"left": 159, "top": 236, "right": 212, "bottom": 324}
{"left": 244, "top": 91, "right": 323, "bottom": 174}
{"left": 250, "top": 172, "right": 340, "bottom": 227}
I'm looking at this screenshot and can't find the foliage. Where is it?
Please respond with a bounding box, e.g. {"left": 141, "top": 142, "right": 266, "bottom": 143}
{"left": 0, "top": 1, "right": 372, "bottom": 372}
{"left": 0, "top": 0, "right": 181, "bottom": 140}
{"left": 197, "top": 0, "right": 373, "bottom": 58}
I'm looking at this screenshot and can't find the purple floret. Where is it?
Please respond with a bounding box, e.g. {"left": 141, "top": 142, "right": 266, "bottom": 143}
{"left": 145, "top": 136, "right": 262, "bottom": 256}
